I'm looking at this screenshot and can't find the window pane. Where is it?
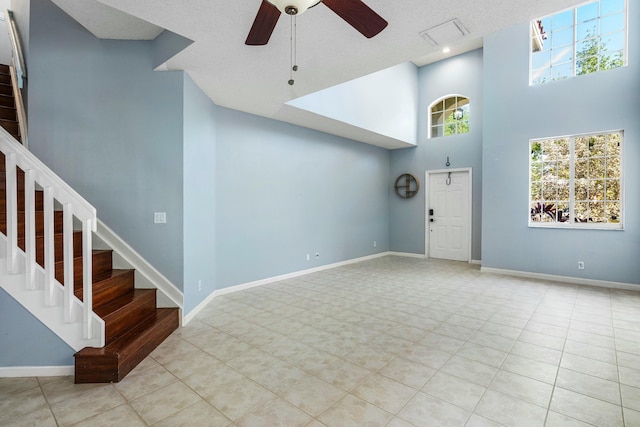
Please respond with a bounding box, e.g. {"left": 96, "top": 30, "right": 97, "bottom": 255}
{"left": 589, "top": 201, "right": 605, "bottom": 222}
{"left": 531, "top": 182, "right": 543, "bottom": 200}
{"left": 532, "top": 68, "right": 551, "bottom": 85}
{"left": 601, "top": 31, "right": 624, "bottom": 52}
{"left": 606, "top": 134, "right": 621, "bottom": 156}
{"left": 558, "top": 180, "right": 570, "bottom": 199}
{"left": 589, "top": 158, "right": 605, "bottom": 178}
{"left": 601, "top": 13, "right": 625, "bottom": 34}
{"left": 577, "top": 37, "right": 599, "bottom": 57}
{"left": 577, "top": 21, "right": 599, "bottom": 40}
{"left": 577, "top": 2, "right": 599, "bottom": 23}
{"left": 553, "top": 10, "right": 574, "bottom": 30}
{"left": 601, "top": 0, "right": 624, "bottom": 15}
{"left": 542, "top": 140, "right": 559, "bottom": 159}
{"left": 589, "top": 135, "right": 606, "bottom": 156}
{"left": 551, "top": 63, "right": 572, "bottom": 81}
{"left": 558, "top": 160, "right": 570, "bottom": 179}
{"left": 552, "top": 28, "right": 574, "bottom": 48}
{"left": 444, "top": 122, "right": 456, "bottom": 136}
{"left": 432, "top": 112, "right": 443, "bottom": 126}
{"left": 606, "top": 180, "right": 620, "bottom": 200}
{"left": 543, "top": 181, "right": 557, "bottom": 200}
{"left": 532, "top": 50, "right": 551, "bottom": 70}
{"left": 575, "top": 179, "right": 589, "bottom": 200}
{"left": 606, "top": 157, "right": 620, "bottom": 178}
{"left": 558, "top": 202, "right": 570, "bottom": 222}
{"left": 552, "top": 46, "right": 574, "bottom": 64}
{"left": 606, "top": 202, "right": 621, "bottom": 222}
{"left": 575, "top": 201, "right": 589, "bottom": 222}
{"left": 432, "top": 100, "right": 444, "bottom": 113}
{"left": 543, "top": 162, "right": 557, "bottom": 180}
{"left": 444, "top": 97, "right": 457, "bottom": 110}
{"left": 431, "top": 125, "right": 443, "bottom": 138}
{"left": 458, "top": 97, "right": 470, "bottom": 108}
{"left": 575, "top": 159, "right": 588, "bottom": 179}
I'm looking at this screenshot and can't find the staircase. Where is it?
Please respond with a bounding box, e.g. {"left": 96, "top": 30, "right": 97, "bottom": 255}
{"left": 0, "top": 66, "right": 179, "bottom": 383}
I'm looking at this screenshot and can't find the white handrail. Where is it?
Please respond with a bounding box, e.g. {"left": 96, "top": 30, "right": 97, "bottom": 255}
{"left": 6, "top": 10, "right": 28, "bottom": 147}
{"left": 0, "top": 127, "right": 98, "bottom": 339}
{"left": 6, "top": 10, "right": 26, "bottom": 88}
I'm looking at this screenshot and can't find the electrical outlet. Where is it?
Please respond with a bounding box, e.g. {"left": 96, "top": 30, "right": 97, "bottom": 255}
{"left": 374, "top": 241, "right": 377, "bottom": 247}
{"left": 306, "top": 254, "right": 310, "bottom": 261}
{"left": 578, "top": 261, "right": 585, "bottom": 270}
{"left": 315, "top": 252, "right": 320, "bottom": 259}
{"left": 198, "top": 280, "right": 202, "bottom": 291}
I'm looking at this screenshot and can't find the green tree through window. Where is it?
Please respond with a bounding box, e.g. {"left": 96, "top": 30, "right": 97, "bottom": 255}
{"left": 531, "top": 0, "right": 626, "bottom": 85}
{"left": 530, "top": 131, "right": 622, "bottom": 228}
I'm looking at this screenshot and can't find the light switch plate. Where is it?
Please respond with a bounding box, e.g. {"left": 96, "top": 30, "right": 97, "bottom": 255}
{"left": 154, "top": 212, "right": 166, "bottom": 223}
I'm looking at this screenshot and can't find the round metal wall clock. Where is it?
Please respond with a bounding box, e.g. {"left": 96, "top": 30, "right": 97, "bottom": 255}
{"left": 394, "top": 174, "right": 420, "bottom": 198}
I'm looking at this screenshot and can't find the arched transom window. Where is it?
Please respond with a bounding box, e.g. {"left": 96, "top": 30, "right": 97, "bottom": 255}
{"left": 430, "top": 95, "right": 470, "bottom": 138}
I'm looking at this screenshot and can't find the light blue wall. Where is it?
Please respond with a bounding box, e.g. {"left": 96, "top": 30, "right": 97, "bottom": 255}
{"left": 215, "top": 107, "right": 390, "bottom": 288}
{"left": 481, "top": 3, "right": 640, "bottom": 284}
{"left": 0, "top": 289, "right": 74, "bottom": 366}
{"left": 26, "top": 0, "right": 185, "bottom": 288}
{"left": 389, "top": 49, "right": 484, "bottom": 260}
{"left": 288, "top": 62, "right": 419, "bottom": 145}
{"left": 183, "top": 74, "right": 217, "bottom": 313}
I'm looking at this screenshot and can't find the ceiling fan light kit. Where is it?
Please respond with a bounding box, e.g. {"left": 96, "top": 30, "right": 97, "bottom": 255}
{"left": 267, "top": 0, "right": 321, "bottom": 15}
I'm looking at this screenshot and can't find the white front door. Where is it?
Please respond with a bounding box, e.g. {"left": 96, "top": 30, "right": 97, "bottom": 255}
{"left": 427, "top": 170, "right": 471, "bottom": 262}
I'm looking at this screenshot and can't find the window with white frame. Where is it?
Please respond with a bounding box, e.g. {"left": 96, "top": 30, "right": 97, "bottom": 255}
{"left": 531, "top": 0, "right": 627, "bottom": 85}
{"left": 430, "top": 96, "right": 470, "bottom": 138}
{"left": 529, "top": 131, "right": 623, "bottom": 229}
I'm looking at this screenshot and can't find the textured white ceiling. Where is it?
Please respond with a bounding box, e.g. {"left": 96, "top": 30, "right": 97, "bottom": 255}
{"left": 53, "top": 0, "right": 585, "bottom": 148}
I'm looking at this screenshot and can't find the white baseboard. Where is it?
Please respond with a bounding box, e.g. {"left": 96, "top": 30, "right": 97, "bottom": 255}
{"left": 471, "top": 259, "right": 482, "bottom": 265}
{"left": 387, "top": 252, "right": 426, "bottom": 259}
{"left": 184, "top": 252, "right": 389, "bottom": 324}
{"left": 0, "top": 365, "right": 74, "bottom": 377}
{"left": 481, "top": 267, "right": 640, "bottom": 291}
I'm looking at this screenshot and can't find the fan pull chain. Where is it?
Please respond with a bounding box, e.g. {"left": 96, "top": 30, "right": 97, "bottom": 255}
{"left": 289, "top": 15, "right": 298, "bottom": 85}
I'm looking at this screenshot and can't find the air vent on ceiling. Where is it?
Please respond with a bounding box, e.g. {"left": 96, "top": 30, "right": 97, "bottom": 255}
{"left": 420, "top": 19, "right": 469, "bottom": 47}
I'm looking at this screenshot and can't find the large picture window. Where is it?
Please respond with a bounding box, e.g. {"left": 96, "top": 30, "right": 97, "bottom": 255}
{"left": 529, "top": 131, "right": 623, "bottom": 229}
{"left": 531, "top": 0, "right": 627, "bottom": 85}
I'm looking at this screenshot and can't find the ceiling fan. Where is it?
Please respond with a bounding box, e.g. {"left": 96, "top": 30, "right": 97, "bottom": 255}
{"left": 246, "top": 0, "right": 388, "bottom": 46}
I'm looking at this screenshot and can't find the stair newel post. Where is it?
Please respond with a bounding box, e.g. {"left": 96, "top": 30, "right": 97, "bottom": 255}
{"left": 82, "top": 218, "right": 93, "bottom": 339}
{"left": 24, "top": 169, "right": 36, "bottom": 289}
{"left": 5, "top": 151, "right": 17, "bottom": 273}
{"left": 43, "top": 186, "right": 56, "bottom": 306}
{"left": 63, "top": 202, "right": 74, "bottom": 322}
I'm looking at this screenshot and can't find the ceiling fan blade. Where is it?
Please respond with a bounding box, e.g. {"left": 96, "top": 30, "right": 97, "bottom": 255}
{"left": 322, "top": 0, "right": 388, "bottom": 38}
{"left": 246, "top": 0, "right": 281, "bottom": 45}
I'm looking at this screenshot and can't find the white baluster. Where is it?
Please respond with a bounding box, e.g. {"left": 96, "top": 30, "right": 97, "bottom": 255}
{"left": 82, "top": 219, "right": 93, "bottom": 339}
{"left": 24, "top": 169, "right": 36, "bottom": 289}
{"left": 63, "top": 203, "right": 74, "bottom": 322}
{"left": 43, "top": 187, "right": 56, "bottom": 306}
{"left": 5, "top": 152, "right": 17, "bottom": 273}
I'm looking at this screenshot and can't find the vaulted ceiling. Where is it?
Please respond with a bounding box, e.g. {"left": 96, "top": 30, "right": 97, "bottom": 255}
{"left": 51, "top": 0, "right": 584, "bottom": 148}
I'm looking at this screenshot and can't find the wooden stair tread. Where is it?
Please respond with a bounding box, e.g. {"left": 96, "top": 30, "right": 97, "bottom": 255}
{"left": 92, "top": 268, "right": 134, "bottom": 285}
{"left": 74, "top": 308, "right": 179, "bottom": 383}
{"left": 95, "top": 289, "right": 157, "bottom": 344}
{"left": 93, "top": 288, "right": 155, "bottom": 317}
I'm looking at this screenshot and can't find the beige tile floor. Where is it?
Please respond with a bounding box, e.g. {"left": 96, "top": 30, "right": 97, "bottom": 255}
{"left": 2, "top": 256, "right": 640, "bottom": 426}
